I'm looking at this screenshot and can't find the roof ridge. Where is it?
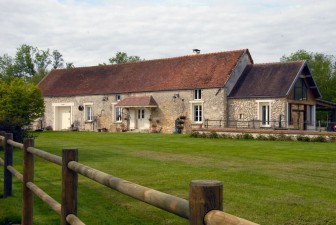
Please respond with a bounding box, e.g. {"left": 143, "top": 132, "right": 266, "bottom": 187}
{"left": 252, "top": 60, "right": 305, "bottom": 66}
{"left": 52, "top": 49, "right": 248, "bottom": 71}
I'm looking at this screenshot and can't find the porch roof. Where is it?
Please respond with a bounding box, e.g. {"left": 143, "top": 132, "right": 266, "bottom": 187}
{"left": 115, "top": 96, "right": 158, "bottom": 108}
{"left": 316, "top": 99, "right": 336, "bottom": 110}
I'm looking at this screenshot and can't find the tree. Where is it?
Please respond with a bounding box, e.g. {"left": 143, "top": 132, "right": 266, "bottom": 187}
{"left": 66, "top": 62, "right": 75, "bottom": 68}
{"left": 108, "top": 52, "right": 143, "bottom": 64}
{"left": 0, "top": 78, "right": 45, "bottom": 126}
{"left": 0, "top": 54, "right": 16, "bottom": 82}
{"left": 0, "top": 44, "right": 67, "bottom": 84}
{"left": 281, "top": 50, "right": 336, "bottom": 102}
{"left": 0, "top": 78, "right": 45, "bottom": 141}
{"left": 52, "top": 50, "right": 64, "bottom": 69}
{"left": 13, "top": 44, "right": 37, "bottom": 78}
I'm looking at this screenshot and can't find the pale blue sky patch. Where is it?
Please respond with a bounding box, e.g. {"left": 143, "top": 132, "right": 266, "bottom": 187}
{"left": 0, "top": 0, "right": 335, "bottom": 66}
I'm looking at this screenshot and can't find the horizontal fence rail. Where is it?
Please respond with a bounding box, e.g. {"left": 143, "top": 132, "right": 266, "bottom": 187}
{"left": 67, "top": 160, "right": 190, "bottom": 219}
{"left": 7, "top": 139, "right": 24, "bottom": 149}
{"left": 0, "top": 132, "right": 259, "bottom": 225}
{"left": 27, "top": 146, "right": 62, "bottom": 165}
{"left": 7, "top": 165, "right": 23, "bottom": 182}
{"left": 26, "top": 181, "right": 62, "bottom": 215}
{"left": 66, "top": 214, "right": 85, "bottom": 225}
{"left": 205, "top": 210, "right": 259, "bottom": 225}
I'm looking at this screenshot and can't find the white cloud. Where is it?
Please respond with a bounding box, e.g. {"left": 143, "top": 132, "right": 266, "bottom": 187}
{"left": 0, "top": 0, "right": 335, "bottom": 67}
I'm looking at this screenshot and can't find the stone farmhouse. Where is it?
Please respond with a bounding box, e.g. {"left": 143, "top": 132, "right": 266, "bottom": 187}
{"left": 38, "top": 49, "right": 321, "bottom": 133}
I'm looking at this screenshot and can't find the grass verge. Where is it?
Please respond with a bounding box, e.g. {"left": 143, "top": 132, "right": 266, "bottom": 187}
{"left": 0, "top": 131, "right": 335, "bottom": 225}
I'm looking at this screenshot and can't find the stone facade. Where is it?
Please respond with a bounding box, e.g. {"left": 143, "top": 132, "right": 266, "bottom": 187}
{"left": 228, "top": 98, "right": 287, "bottom": 128}
{"left": 42, "top": 88, "right": 227, "bottom": 134}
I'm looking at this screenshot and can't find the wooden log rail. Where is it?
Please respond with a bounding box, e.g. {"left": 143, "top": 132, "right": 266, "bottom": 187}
{"left": 66, "top": 214, "right": 85, "bottom": 225}
{"left": 0, "top": 133, "right": 259, "bottom": 225}
{"left": 7, "top": 139, "right": 24, "bottom": 149}
{"left": 27, "top": 146, "right": 62, "bottom": 165}
{"left": 26, "top": 181, "right": 62, "bottom": 215}
{"left": 67, "top": 160, "right": 190, "bottom": 219}
{"left": 205, "top": 210, "right": 259, "bottom": 225}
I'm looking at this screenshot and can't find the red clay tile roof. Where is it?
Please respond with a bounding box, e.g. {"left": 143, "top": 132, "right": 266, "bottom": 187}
{"left": 115, "top": 96, "right": 158, "bottom": 107}
{"left": 229, "top": 61, "right": 308, "bottom": 98}
{"left": 39, "top": 49, "right": 249, "bottom": 96}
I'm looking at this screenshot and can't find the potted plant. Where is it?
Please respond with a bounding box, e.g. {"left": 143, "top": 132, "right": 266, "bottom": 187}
{"left": 120, "top": 123, "right": 127, "bottom": 132}
{"left": 177, "top": 119, "right": 184, "bottom": 124}
{"left": 151, "top": 124, "right": 158, "bottom": 133}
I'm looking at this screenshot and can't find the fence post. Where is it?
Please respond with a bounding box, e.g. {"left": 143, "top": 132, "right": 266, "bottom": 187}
{"left": 189, "top": 180, "right": 223, "bottom": 225}
{"left": 62, "top": 148, "right": 78, "bottom": 225}
{"left": 22, "top": 138, "right": 35, "bottom": 225}
{"left": 4, "top": 133, "right": 13, "bottom": 198}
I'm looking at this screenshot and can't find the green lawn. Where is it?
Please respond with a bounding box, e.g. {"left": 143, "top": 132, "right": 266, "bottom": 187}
{"left": 0, "top": 132, "right": 335, "bottom": 225}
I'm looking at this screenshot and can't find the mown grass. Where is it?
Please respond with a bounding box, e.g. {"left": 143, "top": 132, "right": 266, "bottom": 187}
{"left": 0, "top": 131, "right": 335, "bottom": 225}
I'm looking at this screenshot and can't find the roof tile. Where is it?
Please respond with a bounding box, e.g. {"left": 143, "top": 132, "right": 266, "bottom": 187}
{"left": 229, "top": 61, "right": 305, "bottom": 98}
{"left": 39, "top": 50, "right": 248, "bottom": 96}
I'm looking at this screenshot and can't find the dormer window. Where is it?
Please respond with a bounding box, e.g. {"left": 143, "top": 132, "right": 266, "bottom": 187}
{"left": 116, "top": 94, "right": 121, "bottom": 101}
{"left": 194, "top": 89, "right": 201, "bottom": 100}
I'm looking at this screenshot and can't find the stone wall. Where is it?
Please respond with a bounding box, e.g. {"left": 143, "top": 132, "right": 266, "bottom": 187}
{"left": 43, "top": 87, "right": 227, "bottom": 134}
{"left": 228, "top": 98, "right": 287, "bottom": 128}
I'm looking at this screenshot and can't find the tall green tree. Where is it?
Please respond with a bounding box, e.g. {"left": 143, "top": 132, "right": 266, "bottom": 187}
{"left": 0, "top": 54, "right": 16, "bottom": 82}
{"left": 0, "top": 44, "right": 68, "bottom": 84}
{"left": 52, "top": 50, "right": 64, "bottom": 69}
{"left": 108, "top": 52, "right": 143, "bottom": 64}
{"left": 281, "top": 50, "right": 336, "bottom": 102}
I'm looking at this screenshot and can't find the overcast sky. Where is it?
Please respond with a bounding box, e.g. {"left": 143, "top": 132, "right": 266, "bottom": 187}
{"left": 0, "top": 0, "right": 335, "bottom": 67}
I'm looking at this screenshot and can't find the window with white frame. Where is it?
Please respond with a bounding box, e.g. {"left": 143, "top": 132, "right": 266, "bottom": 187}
{"left": 193, "top": 104, "right": 202, "bottom": 122}
{"left": 115, "top": 107, "right": 122, "bottom": 122}
{"left": 84, "top": 104, "right": 93, "bottom": 122}
{"left": 194, "top": 89, "right": 202, "bottom": 100}
{"left": 258, "top": 101, "right": 271, "bottom": 127}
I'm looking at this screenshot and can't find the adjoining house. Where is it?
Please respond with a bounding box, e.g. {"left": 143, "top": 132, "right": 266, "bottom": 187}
{"left": 228, "top": 61, "right": 321, "bottom": 130}
{"left": 38, "top": 49, "right": 321, "bottom": 133}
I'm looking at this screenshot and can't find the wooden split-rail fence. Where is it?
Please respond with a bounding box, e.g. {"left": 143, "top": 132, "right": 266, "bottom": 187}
{"left": 0, "top": 132, "right": 259, "bottom": 225}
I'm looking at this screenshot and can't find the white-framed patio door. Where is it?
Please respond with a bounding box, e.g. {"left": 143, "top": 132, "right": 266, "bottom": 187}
{"left": 137, "top": 108, "right": 150, "bottom": 129}
{"left": 129, "top": 108, "right": 150, "bottom": 130}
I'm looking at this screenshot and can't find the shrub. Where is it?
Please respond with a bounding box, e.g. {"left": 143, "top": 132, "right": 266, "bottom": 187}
{"left": 235, "top": 134, "right": 243, "bottom": 139}
{"left": 0, "top": 120, "right": 28, "bottom": 142}
{"left": 190, "top": 131, "right": 200, "bottom": 138}
{"left": 311, "top": 135, "right": 327, "bottom": 142}
{"left": 296, "top": 135, "right": 311, "bottom": 142}
{"left": 256, "top": 134, "right": 268, "bottom": 140}
{"left": 220, "top": 133, "right": 233, "bottom": 139}
{"left": 45, "top": 126, "right": 53, "bottom": 131}
{"left": 329, "top": 136, "right": 336, "bottom": 143}
{"left": 268, "top": 135, "right": 277, "bottom": 141}
{"left": 242, "top": 133, "right": 254, "bottom": 140}
{"left": 276, "top": 134, "right": 293, "bottom": 141}
{"left": 208, "top": 131, "right": 219, "bottom": 139}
